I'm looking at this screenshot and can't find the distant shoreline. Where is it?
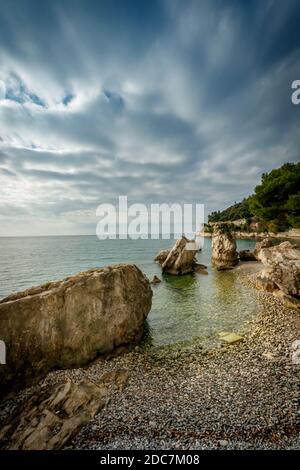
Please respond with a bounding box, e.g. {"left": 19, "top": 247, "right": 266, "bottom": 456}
{"left": 200, "top": 229, "right": 300, "bottom": 240}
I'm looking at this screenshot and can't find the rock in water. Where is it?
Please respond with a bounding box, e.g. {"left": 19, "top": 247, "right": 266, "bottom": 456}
{"left": 194, "top": 263, "right": 208, "bottom": 274}
{"left": 161, "top": 236, "right": 198, "bottom": 275}
{"left": 154, "top": 250, "right": 170, "bottom": 265}
{"left": 211, "top": 224, "right": 238, "bottom": 270}
{"left": 150, "top": 275, "right": 161, "bottom": 284}
{"left": 218, "top": 332, "right": 243, "bottom": 344}
{"left": 257, "top": 242, "right": 300, "bottom": 307}
{"left": 0, "top": 264, "right": 152, "bottom": 395}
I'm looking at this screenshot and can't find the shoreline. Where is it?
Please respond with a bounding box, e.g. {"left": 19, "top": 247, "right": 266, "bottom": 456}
{"left": 200, "top": 231, "right": 300, "bottom": 240}
{"left": 1, "top": 266, "right": 299, "bottom": 450}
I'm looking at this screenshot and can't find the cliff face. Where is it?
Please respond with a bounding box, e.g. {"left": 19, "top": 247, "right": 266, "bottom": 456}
{"left": 0, "top": 264, "right": 152, "bottom": 395}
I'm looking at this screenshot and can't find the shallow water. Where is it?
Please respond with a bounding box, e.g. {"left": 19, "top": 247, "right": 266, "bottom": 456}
{"left": 0, "top": 236, "right": 259, "bottom": 347}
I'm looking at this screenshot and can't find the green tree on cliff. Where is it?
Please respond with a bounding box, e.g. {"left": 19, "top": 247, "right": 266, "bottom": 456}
{"left": 208, "top": 198, "right": 252, "bottom": 223}
{"left": 248, "top": 162, "right": 300, "bottom": 231}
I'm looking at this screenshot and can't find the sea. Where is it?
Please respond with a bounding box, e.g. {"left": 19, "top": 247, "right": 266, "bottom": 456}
{"left": 0, "top": 236, "right": 260, "bottom": 348}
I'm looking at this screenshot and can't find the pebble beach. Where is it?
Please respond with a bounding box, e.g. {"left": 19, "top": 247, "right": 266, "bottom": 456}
{"left": 1, "top": 266, "right": 299, "bottom": 450}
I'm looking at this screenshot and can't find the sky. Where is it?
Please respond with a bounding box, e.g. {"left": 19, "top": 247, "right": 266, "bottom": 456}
{"left": 0, "top": 0, "right": 299, "bottom": 236}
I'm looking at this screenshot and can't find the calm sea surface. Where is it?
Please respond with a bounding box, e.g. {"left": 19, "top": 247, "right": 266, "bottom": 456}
{"left": 0, "top": 236, "right": 260, "bottom": 347}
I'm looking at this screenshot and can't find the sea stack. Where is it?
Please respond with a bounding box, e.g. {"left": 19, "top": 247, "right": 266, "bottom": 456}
{"left": 155, "top": 236, "right": 199, "bottom": 275}
{"left": 211, "top": 224, "right": 239, "bottom": 270}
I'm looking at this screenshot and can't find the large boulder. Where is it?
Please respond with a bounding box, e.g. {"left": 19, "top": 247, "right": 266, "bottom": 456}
{"left": 253, "top": 238, "right": 274, "bottom": 260}
{"left": 257, "top": 242, "right": 300, "bottom": 298}
{"left": 0, "top": 264, "right": 152, "bottom": 395}
{"left": 160, "top": 237, "right": 198, "bottom": 275}
{"left": 211, "top": 225, "right": 238, "bottom": 270}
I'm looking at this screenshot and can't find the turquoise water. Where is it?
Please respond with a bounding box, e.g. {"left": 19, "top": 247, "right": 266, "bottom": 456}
{"left": 0, "top": 236, "right": 258, "bottom": 347}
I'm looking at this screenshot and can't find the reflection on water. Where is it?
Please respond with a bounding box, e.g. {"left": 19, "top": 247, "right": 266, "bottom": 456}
{"left": 213, "top": 269, "right": 237, "bottom": 305}
{"left": 148, "top": 238, "right": 260, "bottom": 347}
{"left": 0, "top": 236, "right": 262, "bottom": 348}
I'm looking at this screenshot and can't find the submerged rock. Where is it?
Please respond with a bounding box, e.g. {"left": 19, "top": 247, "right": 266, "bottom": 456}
{"left": 160, "top": 236, "right": 198, "bottom": 275}
{"left": 257, "top": 241, "right": 300, "bottom": 309}
{"left": 218, "top": 332, "right": 243, "bottom": 344}
{"left": 0, "top": 264, "right": 152, "bottom": 395}
{"left": 211, "top": 224, "right": 238, "bottom": 270}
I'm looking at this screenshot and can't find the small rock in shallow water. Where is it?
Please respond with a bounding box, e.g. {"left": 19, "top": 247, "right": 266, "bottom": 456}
{"left": 150, "top": 275, "right": 161, "bottom": 285}
{"left": 218, "top": 332, "right": 243, "bottom": 344}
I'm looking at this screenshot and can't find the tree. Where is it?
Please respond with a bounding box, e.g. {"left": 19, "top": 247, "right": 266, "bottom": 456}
{"left": 248, "top": 163, "right": 300, "bottom": 232}
{"left": 208, "top": 198, "right": 252, "bottom": 223}
{"left": 285, "top": 191, "right": 300, "bottom": 228}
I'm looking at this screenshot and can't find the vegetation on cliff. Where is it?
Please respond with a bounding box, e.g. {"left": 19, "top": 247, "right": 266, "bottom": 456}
{"left": 209, "top": 199, "right": 252, "bottom": 224}
{"left": 208, "top": 163, "right": 300, "bottom": 233}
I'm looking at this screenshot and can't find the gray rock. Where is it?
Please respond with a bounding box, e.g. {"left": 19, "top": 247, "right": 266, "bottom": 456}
{"left": 0, "top": 378, "right": 108, "bottom": 450}
{"left": 161, "top": 237, "right": 198, "bottom": 275}
{"left": 211, "top": 224, "right": 238, "bottom": 270}
{"left": 254, "top": 238, "right": 274, "bottom": 260}
{"left": 257, "top": 241, "right": 300, "bottom": 297}
{"left": 0, "top": 264, "right": 152, "bottom": 395}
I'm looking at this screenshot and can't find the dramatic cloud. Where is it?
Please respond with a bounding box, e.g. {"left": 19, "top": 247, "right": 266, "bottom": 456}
{"left": 0, "top": 0, "right": 299, "bottom": 235}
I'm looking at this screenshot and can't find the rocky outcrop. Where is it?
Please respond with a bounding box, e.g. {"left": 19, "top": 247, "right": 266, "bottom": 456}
{"left": 0, "top": 370, "right": 129, "bottom": 450}
{"left": 257, "top": 241, "right": 300, "bottom": 295}
{"left": 0, "top": 379, "right": 106, "bottom": 450}
{"left": 239, "top": 249, "right": 257, "bottom": 262}
{"left": 211, "top": 225, "right": 238, "bottom": 270}
{"left": 0, "top": 264, "right": 152, "bottom": 395}
{"left": 256, "top": 241, "right": 300, "bottom": 309}
{"left": 156, "top": 237, "right": 199, "bottom": 275}
{"left": 254, "top": 238, "right": 274, "bottom": 260}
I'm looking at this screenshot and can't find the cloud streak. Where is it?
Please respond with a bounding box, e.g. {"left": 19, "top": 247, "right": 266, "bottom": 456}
{"left": 0, "top": 0, "right": 299, "bottom": 235}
